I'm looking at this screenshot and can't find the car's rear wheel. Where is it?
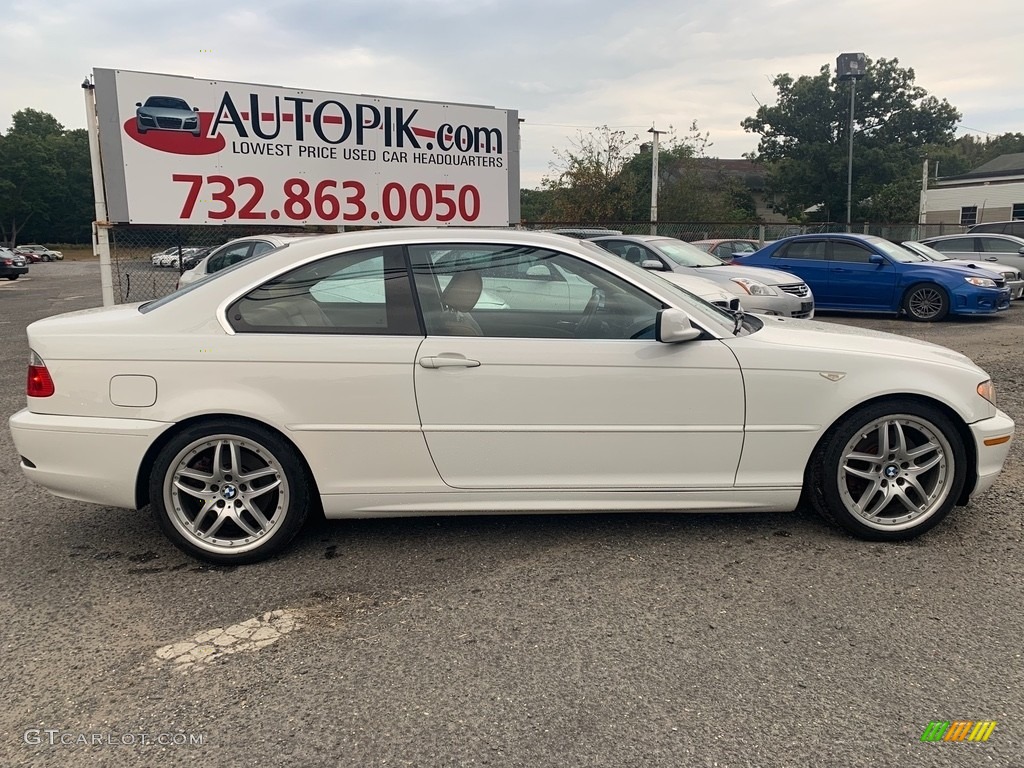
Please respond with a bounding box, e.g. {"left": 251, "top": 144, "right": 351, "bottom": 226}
{"left": 150, "top": 420, "right": 310, "bottom": 564}
{"left": 6, "top": 275, "right": 18, "bottom": 281}
{"left": 903, "top": 283, "right": 949, "bottom": 322}
{"left": 807, "top": 400, "right": 966, "bottom": 541}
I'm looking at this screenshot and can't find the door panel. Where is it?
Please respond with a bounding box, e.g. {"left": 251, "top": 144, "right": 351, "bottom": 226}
{"left": 414, "top": 336, "right": 744, "bottom": 489}
{"left": 827, "top": 242, "right": 897, "bottom": 309}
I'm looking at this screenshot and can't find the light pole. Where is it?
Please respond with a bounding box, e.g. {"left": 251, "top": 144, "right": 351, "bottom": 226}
{"left": 837, "top": 53, "right": 866, "bottom": 232}
{"left": 648, "top": 126, "right": 666, "bottom": 235}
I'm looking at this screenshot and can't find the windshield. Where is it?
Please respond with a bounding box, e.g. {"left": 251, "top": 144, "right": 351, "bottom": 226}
{"left": 901, "top": 241, "right": 949, "bottom": 261}
{"left": 576, "top": 240, "right": 738, "bottom": 336}
{"left": 145, "top": 96, "right": 190, "bottom": 110}
{"left": 648, "top": 238, "right": 727, "bottom": 268}
{"left": 862, "top": 235, "right": 927, "bottom": 263}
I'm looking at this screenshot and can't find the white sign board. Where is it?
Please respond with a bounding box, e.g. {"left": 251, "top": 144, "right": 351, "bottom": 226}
{"left": 93, "top": 69, "right": 520, "bottom": 227}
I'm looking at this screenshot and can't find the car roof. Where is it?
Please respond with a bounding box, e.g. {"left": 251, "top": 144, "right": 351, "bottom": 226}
{"left": 922, "top": 232, "right": 1024, "bottom": 244}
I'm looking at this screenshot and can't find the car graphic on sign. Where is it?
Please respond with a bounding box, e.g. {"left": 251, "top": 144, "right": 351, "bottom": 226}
{"left": 135, "top": 96, "right": 201, "bottom": 137}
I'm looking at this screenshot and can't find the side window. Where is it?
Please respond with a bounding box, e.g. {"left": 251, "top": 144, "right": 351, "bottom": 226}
{"left": 250, "top": 241, "right": 276, "bottom": 257}
{"left": 208, "top": 242, "right": 253, "bottom": 274}
{"left": 980, "top": 237, "right": 1019, "bottom": 254}
{"left": 932, "top": 238, "right": 974, "bottom": 253}
{"left": 228, "top": 246, "right": 419, "bottom": 335}
{"left": 408, "top": 244, "right": 663, "bottom": 340}
{"left": 777, "top": 241, "right": 826, "bottom": 260}
{"left": 831, "top": 242, "right": 876, "bottom": 263}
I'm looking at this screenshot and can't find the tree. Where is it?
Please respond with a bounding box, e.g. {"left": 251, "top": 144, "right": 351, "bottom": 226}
{"left": 742, "top": 58, "right": 961, "bottom": 221}
{"left": 539, "top": 126, "right": 641, "bottom": 221}
{"left": 0, "top": 109, "right": 92, "bottom": 246}
{"left": 535, "top": 122, "right": 758, "bottom": 224}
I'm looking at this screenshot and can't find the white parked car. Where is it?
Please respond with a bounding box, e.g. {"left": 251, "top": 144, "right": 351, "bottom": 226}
{"left": 9, "top": 229, "right": 1014, "bottom": 564}
{"left": 178, "top": 234, "right": 321, "bottom": 287}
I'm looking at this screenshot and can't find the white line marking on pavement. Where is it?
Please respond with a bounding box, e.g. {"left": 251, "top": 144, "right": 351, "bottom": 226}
{"left": 154, "top": 609, "right": 302, "bottom": 672}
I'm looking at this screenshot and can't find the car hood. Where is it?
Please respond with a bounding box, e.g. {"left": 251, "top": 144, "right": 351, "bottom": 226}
{"left": 685, "top": 263, "right": 804, "bottom": 286}
{"left": 657, "top": 272, "right": 734, "bottom": 303}
{"left": 737, "top": 315, "right": 978, "bottom": 370}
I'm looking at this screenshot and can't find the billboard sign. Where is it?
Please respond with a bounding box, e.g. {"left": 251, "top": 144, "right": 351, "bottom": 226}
{"left": 93, "top": 68, "right": 520, "bottom": 227}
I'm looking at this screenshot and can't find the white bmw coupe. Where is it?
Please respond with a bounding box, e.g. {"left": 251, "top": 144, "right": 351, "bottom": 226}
{"left": 9, "top": 229, "right": 1014, "bottom": 563}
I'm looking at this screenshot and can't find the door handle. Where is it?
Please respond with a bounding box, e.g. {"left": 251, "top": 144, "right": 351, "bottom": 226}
{"left": 418, "top": 356, "right": 481, "bottom": 369}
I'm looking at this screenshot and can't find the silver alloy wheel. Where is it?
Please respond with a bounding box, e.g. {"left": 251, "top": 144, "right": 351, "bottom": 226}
{"left": 907, "top": 287, "right": 944, "bottom": 320}
{"left": 837, "top": 415, "right": 954, "bottom": 531}
{"left": 164, "top": 434, "right": 289, "bottom": 555}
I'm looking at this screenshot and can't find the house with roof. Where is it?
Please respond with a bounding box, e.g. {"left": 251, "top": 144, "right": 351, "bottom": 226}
{"left": 921, "top": 153, "right": 1024, "bottom": 226}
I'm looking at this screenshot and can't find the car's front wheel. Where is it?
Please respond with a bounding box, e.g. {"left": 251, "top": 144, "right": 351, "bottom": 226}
{"left": 807, "top": 400, "right": 966, "bottom": 541}
{"left": 150, "top": 420, "right": 310, "bottom": 564}
{"left": 903, "top": 283, "right": 949, "bottom": 322}
{"left": 6, "top": 275, "right": 18, "bottom": 281}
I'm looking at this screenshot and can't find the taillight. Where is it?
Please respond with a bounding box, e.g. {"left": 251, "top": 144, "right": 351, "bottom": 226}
{"left": 27, "top": 351, "right": 55, "bottom": 398}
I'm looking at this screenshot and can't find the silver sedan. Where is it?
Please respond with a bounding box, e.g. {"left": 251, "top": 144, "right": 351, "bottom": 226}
{"left": 591, "top": 235, "right": 814, "bottom": 318}
{"left": 901, "top": 240, "right": 1024, "bottom": 300}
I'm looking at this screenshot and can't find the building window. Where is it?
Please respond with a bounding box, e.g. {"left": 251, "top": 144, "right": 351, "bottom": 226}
{"left": 960, "top": 206, "right": 978, "bottom": 227}
{"left": 1012, "top": 203, "right": 1024, "bottom": 220}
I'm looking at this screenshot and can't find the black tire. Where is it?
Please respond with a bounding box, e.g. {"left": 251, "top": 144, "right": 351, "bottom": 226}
{"left": 6, "top": 275, "right": 18, "bottom": 281}
{"left": 149, "top": 419, "right": 310, "bottom": 564}
{"left": 807, "top": 399, "right": 966, "bottom": 541}
{"left": 903, "top": 283, "right": 949, "bottom": 322}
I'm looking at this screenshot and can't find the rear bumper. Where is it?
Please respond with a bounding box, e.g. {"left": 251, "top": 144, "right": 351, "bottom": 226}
{"left": 968, "top": 409, "right": 1015, "bottom": 498}
{"left": 1, "top": 266, "right": 29, "bottom": 277}
{"left": 9, "top": 409, "right": 172, "bottom": 509}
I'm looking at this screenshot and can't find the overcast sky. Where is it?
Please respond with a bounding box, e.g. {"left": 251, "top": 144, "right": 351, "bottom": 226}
{"left": 2, "top": 0, "right": 1021, "bottom": 188}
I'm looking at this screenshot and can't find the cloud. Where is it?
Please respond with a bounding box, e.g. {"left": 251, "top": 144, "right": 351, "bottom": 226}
{"left": 1, "top": 0, "right": 1020, "bottom": 190}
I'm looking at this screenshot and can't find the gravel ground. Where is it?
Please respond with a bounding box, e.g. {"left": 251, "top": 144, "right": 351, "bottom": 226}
{"left": 1, "top": 262, "right": 1021, "bottom": 768}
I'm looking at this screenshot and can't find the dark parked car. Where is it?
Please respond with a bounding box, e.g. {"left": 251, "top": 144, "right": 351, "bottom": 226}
{"left": 0, "top": 247, "right": 29, "bottom": 280}
{"left": 735, "top": 233, "right": 1009, "bottom": 321}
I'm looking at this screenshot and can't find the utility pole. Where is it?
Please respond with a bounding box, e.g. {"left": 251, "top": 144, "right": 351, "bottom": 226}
{"left": 648, "top": 126, "right": 666, "bottom": 235}
{"left": 837, "top": 53, "right": 866, "bottom": 232}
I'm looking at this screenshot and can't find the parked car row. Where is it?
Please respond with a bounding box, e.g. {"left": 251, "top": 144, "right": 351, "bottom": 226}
{"left": 12, "top": 245, "right": 63, "bottom": 263}
{"left": 150, "top": 246, "right": 211, "bottom": 270}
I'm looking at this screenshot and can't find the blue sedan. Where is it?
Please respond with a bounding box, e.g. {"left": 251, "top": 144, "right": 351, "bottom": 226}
{"left": 736, "top": 234, "right": 1010, "bottom": 321}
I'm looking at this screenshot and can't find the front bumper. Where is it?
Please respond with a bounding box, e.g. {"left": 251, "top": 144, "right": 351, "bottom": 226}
{"left": 968, "top": 409, "right": 1015, "bottom": 499}
{"left": 1007, "top": 279, "right": 1024, "bottom": 300}
{"left": 950, "top": 285, "right": 1011, "bottom": 315}
{"left": 740, "top": 291, "right": 814, "bottom": 319}
{"left": 9, "top": 409, "right": 172, "bottom": 509}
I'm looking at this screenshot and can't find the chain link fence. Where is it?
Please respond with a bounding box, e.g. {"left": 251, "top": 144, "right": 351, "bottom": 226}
{"left": 519, "top": 221, "right": 969, "bottom": 243}
{"left": 107, "top": 221, "right": 970, "bottom": 304}
{"left": 108, "top": 224, "right": 313, "bottom": 304}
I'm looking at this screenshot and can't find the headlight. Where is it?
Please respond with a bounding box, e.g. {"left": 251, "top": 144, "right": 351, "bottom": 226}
{"left": 730, "top": 278, "right": 778, "bottom": 297}
{"left": 977, "top": 379, "right": 996, "bottom": 406}
{"left": 964, "top": 276, "right": 997, "bottom": 288}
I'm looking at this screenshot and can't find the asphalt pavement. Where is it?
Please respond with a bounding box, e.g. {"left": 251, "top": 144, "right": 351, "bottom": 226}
{"left": 1, "top": 262, "right": 1021, "bottom": 767}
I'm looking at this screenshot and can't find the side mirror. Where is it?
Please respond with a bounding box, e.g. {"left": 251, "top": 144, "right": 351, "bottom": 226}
{"left": 135, "top": 102, "right": 142, "bottom": 107}
{"left": 869, "top": 254, "right": 885, "bottom": 265}
{"left": 640, "top": 259, "right": 665, "bottom": 270}
{"left": 194, "top": 107, "right": 200, "bottom": 112}
{"left": 525, "top": 264, "right": 551, "bottom": 278}
{"left": 656, "top": 308, "right": 702, "bottom": 343}
{"left": 1018, "top": 247, "right": 1024, "bottom": 256}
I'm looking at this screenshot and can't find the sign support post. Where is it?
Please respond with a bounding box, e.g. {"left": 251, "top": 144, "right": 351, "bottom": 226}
{"left": 83, "top": 77, "right": 115, "bottom": 307}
